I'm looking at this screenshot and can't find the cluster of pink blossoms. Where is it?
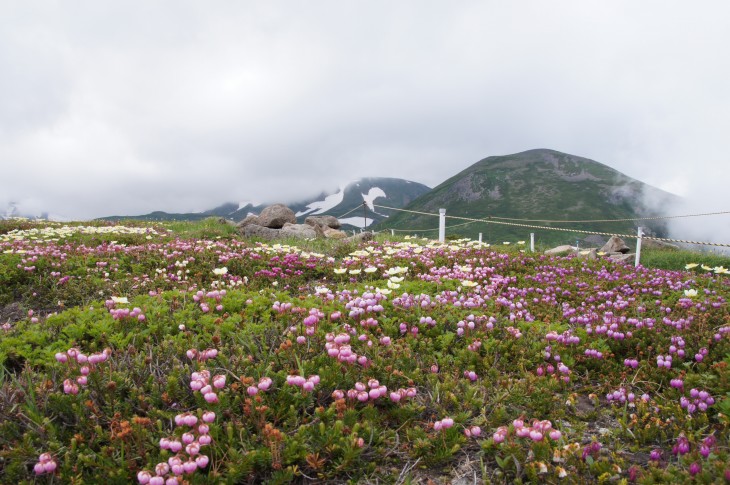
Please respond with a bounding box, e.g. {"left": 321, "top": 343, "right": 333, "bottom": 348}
{"left": 55, "top": 347, "right": 111, "bottom": 394}
{"left": 189, "top": 369, "right": 226, "bottom": 404}
{"left": 193, "top": 289, "right": 226, "bottom": 313}
{"left": 324, "top": 333, "right": 369, "bottom": 366}
{"left": 246, "top": 377, "right": 273, "bottom": 396}
{"left": 34, "top": 453, "right": 57, "bottom": 475}
{"left": 137, "top": 411, "right": 214, "bottom": 485}
{"left": 331, "top": 379, "right": 416, "bottom": 403}
{"left": 493, "top": 419, "right": 562, "bottom": 443}
{"left": 286, "top": 374, "right": 320, "bottom": 392}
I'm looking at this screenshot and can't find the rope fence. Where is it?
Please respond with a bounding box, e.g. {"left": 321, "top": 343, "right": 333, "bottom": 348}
{"left": 372, "top": 203, "right": 730, "bottom": 249}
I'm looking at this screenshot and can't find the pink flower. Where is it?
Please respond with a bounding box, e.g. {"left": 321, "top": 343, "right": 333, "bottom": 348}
{"left": 196, "top": 455, "right": 209, "bottom": 468}
{"left": 204, "top": 392, "right": 218, "bottom": 403}
{"left": 137, "top": 471, "right": 152, "bottom": 484}
{"left": 202, "top": 411, "right": 215, "bottom": 423}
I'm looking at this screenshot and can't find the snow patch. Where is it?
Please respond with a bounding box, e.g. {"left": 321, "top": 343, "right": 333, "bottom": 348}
{"left": 238, "top": 201, "right": 260, "bottom": 210}
{"left": 361, "top": 187, "right": 386, "bottom": 211}
{"left": 339, "top": 217, "right": 376, "bottom": 229}
{"left": 295, "top": 187, "right": 346, "bottom": 217}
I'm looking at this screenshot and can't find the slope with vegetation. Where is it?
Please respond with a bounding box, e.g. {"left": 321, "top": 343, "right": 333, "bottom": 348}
{"left": 377, "top": 149, "right": 678, "bottom": 247}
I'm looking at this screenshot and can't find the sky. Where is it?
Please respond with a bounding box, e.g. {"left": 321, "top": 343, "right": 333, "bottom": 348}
{"left": 1, "top": 1, "right": 729, "bottom": 242}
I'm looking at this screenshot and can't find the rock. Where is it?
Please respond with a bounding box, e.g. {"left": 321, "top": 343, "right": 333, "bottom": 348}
{"left": 578, "top": 248, "right": 598, "bottom": 260}
{"left": 641, "top": 238, "right": 679, "bottom": 250}
{"left": 345, "top": 231, "right": 374, "bottom": 244}
{"left": 545, "top": 245, "right": 576, "bottom": 255}
{"left": 609, "top": 253, "right": 634, "bottom": 262}
{"left": 323, "top": 227, "right": 347, "bottom": 239}
{"left": 236, "top": 215, "right": 260, "bottom": 229}
{"left": 305, "top": 215, "right": 341, "bottom": 229}
{"left": 240, "top": 224, "right": 281, "bottom": 240}
{"left": 280, "top": 223, "right": 318, "bottom": 239}
{"left": 600, "top": 236, "right": 630, "bottom": 254}
{"left": 257, "top": 204, "right": 296, "bottom": 229}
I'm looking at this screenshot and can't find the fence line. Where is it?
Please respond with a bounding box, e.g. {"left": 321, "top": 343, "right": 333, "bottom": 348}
{"left": 372, "top": 203, "right": 730, "bottom": 224}
{"left": 373, "top": 204, "right": 730, "bottom": 249}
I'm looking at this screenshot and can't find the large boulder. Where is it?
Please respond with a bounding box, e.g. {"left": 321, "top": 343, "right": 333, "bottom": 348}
{"left": 241, "top": 224, "right": 281, "bottom": 240}
{"left": 544, "top": 245, "right": 576, "bottom": 255}
{"left": 305, "top": 215, "right": 341, "bottom": 229}
{"left": 236, "top": 214, "right": 260, "bottom": 229}
{"left": 600, "top": 236, "right": 630, "bottom": 254}
{"left": 642, "top": 238, "right": 679, "bottom": 250}
{"left": 280, "top": 223, "right": 318, "bottom": 239}
{"left": 344, "top": 231, "right": 374, "bottom": 244}
{"left": 610, "top": 253, "right": 635, "bottom": 263}
{"left": 257, "top": 204, "right": 296, "bottom": 229}
{"left": 323, "top": 227, "right": 348, "bottom": 239}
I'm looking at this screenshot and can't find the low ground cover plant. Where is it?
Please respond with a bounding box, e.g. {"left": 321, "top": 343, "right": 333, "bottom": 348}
{"left": 1, "top": 220, "right": 729, "bottom": 483}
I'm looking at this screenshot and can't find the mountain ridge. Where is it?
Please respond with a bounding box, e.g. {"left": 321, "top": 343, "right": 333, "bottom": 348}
{"left": 375, "top": 149, "right": 679, "bottom": 245}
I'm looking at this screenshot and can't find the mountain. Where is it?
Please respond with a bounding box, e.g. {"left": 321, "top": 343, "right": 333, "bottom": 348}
{"left": 100, "top": 177, "right": 431, "bottom": 230}
{"left": 375, "top": 149, "right": 679, "bottom": 246}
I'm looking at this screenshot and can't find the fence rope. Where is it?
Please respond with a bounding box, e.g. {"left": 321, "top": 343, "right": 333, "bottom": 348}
{"left": 372, "top": 204, "right": 730, "bottom": 248}
{"left": 373, "top": 204, "right": 730, "bottom": 224}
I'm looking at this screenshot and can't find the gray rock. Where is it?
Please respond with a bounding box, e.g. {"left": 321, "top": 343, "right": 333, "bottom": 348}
{"left": 257, "top": 204, "right": 296, "bottom": 228}
{"left": 578, "top": 248, "right": 598, "bottom": 260}
{"left": 600, "top": 236, "right": 630, "bottom": 254}
{"left": 545, "top": 245, "right": 576, "bottom": 255}
{"left": 323, "top": 227, "right": 347, "bottom": 239}
{"left": 642, "top": 238, "right": 679, "bottom": 250}
{"left": 305, "top": 215, "right": 341, "bottom": 229}
{"left": 240, "top": 224, "right": 281, "bottom": 240}
{"left": 345, "top": 231, "right": 374, "bottom": 244}
{"left": 236, "top": 214, "right": 260, "bottom": 229}
{"left": 609, "top": 253, "right": 634, "bottom": 262}
{"left": 280, "top": 223, "right": 318, "bottom": 239}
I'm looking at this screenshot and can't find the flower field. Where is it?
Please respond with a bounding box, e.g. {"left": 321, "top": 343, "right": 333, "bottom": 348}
{"left": 1, "top": 220, "right": 729, "bottom": 483}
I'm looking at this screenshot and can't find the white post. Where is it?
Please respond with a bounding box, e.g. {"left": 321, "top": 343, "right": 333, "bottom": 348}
{"left": 438, "top": 209, "right": 446, "bottom": 243}
{"left": 530, "top": 233, "right": 535, "bottom": 252}
{"left": 478, "top": 232, "right": 482, "bottom": 243}
{"left": 635, "top": 227, "right": 643, "bottom": 267}
{"left": 391, "top": 229, "right": 395, "bottom": 236}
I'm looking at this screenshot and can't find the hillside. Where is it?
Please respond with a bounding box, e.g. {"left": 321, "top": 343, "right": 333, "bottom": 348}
{"left": 101, "top": 177, "right": 430, "bottom": 230}
{"left": 376, "top": 149, "right": 679, "bottom": 246}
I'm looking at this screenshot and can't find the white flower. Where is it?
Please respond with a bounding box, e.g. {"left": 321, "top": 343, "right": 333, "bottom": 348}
{"left": 315, "top": 286, "right": 330, "bottom": 295}
{"left": 376, "top": 288, "right": 392, "bottom": 295}
{"left": 213, "top": 267, "right": 228, "bottom": 276}
{"left": 334, "top": 268, "right": 347, "bottom": 274}
{"left": 111, "top": 296, "right": 129, "bottom": 304}
{"left": 387, "top": 280, "right": 401, "bottom": 289}
{"left": 714, "top": 266, "right": 729, "bottom": 274}
{"left": 684, "top": 289, "right": 698, "bottom": 298}
{"left": 388, "top": 276, "right": 404, "bottom": 283}
{"left": 348, "top": 269, "right": 361, "bottom": 275}
{"left": 461, "top": 280, "right": 478, "bottom": 288}
{"left": 364, "top": 266, "right": 378, "bottom": 273}
{"left": 684, "top": 263, "right": 699, "bottom": 269}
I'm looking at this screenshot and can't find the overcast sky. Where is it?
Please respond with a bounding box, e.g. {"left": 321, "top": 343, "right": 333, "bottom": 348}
{"left": 1, "top": 1, "right": 729, "bottom": 240}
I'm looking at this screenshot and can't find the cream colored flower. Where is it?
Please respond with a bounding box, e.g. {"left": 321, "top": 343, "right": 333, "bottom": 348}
{"left": 111, "top": 296, "right": 129, "bottom": 304}
{"left": 213, "top": 267, "right": 228, "bottom": 276}
{"left": 461, "top": 280, "right": 478, "bottom": 288}
{"left": 364, "top": 266, "right": 378, "bottom": 273}
{"left": 348, "top": 269, "right": 361, "bottom": 275}
{"left": 387, "top": 280, "right": 401, "bottom": 289}
{"left": 334, "top": 268, "right": 347, "bottom": 274}
{"left": 684, "top": 263, "right": 699, "bottom": 269}
{"left": 684, "top": 289, "right": 698, "bottom": 297}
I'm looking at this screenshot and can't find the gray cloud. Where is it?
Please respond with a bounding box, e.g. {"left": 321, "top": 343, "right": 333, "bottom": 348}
{"left": 1, "top": 1, "right": 729, "bottom": 245}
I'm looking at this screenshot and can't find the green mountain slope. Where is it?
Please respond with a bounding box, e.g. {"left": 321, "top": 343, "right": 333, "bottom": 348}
{"left": 376, "top": 149, "right": 678, "bottom": 246}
